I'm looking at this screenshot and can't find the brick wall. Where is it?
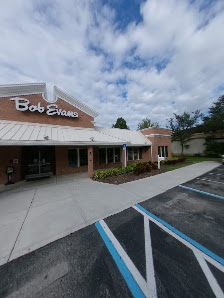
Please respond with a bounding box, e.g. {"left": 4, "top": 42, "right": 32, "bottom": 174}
{"left": 0, "top": 146, "right": 22, "bottom": 184}
{"left": 93, "top": 146, "right": 152, "bottom": 172}
{"left": 0, "top": 145, "right": 152, "bottom": 183}
{"left": 141, "top": 128, "right": 172, "bottom": 161}
{"left": 55, "top": 146, "right": 88, "bottom": 176}
{"left": 0, "top": 94, "right": 94, "bottom": 128}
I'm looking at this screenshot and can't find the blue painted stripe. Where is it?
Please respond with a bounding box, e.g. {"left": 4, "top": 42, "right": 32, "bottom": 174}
{"left": 178, "top": 185, "right": 224, "bottom": 200}
{"left": 95, "top": 221, "right": 145, "bottom": 298}
{"left": 136, "top": 204, "right": 224, "bottom": 266}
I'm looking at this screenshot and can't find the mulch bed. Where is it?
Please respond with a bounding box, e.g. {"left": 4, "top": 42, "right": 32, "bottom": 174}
{"left": 93, "top": 169, "right": 164, "bottom": 185}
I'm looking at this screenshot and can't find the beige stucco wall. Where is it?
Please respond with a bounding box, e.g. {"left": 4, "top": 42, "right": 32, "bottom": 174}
{"left": 172, "top": 138, "right": 206, "bottom": 156}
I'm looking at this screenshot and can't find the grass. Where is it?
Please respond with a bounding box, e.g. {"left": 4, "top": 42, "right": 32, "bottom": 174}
{"left": 162, "top": 156, "right": 220, "bottom": 172}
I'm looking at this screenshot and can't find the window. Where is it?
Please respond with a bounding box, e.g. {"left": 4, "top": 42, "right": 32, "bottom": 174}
{"left": 107, "top": 148, "right": 114, "bottom": 163}
{"left": 99, "top": 147, "right": 121, "bottom": 164}
{"left": 128, "top": 148, "right": 133, "bottom": 160}
{"left": 133, "top": 148, "right": 138, "bottom": 160}
{"left": 80, "top": 149, "right": 88, "bottom": 166}
{"left": 99, "top": 148, "right": 106, "bottom": 164}
{"left": 139, "top": 148, "right": 143, "bottom": 159}
{"left": 68, "top": 148, "right": 88, "bottom": 168}
{"left": 127, "top": 147, "right": 143, "bottom": 161}
{"left": 68, "top": 149, "right": 78, "bottom": 167}
{"left": 114, "top": 148, "right": 121, "bottom": 162}
{"left": 158, "top": 146, "right": 168, "bottom": 158}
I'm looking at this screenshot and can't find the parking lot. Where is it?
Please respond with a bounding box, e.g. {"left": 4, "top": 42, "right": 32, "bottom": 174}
{"left": 0, "top": 165, "right": 223, "bottom": 297}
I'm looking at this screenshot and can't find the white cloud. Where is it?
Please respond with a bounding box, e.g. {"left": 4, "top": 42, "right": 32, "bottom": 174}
{"left": 0, "top": 0, "right": 224, "bottom": 130}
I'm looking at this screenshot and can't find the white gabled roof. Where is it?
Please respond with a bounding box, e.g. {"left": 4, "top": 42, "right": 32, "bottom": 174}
{"left": 0, "top": 120, "right": 151, "bottom": 147}
{"left": 95, "top": 127, "right": 152, "bottom": 146}
{"left": 0, "top": 83, "right": 48, "bottom": 99}
{"left": 0, "top": 83, "right": 98, "bottom": 118}
{"left": 0, "top": 120, "right": 123, "bottom": 146}
{"left": 54, "top": 86, "right": 98, "bottom": 118}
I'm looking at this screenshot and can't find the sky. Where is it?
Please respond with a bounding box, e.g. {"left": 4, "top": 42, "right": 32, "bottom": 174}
{"left": 0, "top": 0, "right": 224, "bottom": 130}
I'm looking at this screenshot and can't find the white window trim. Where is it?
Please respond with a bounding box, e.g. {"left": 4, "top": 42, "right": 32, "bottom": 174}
{"left": 102, "top": 147, "right": 122, "bottom": 164}
{"left": 127, "top": 147, "right": 142, "bottom": 161}
{"left": 158, "top": 146, "right": 168, "bottom": 158}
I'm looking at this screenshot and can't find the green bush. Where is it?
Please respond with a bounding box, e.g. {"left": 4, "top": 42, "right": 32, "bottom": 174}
{"left": 162, "top": 157, "right": 186, "bottom": 165}
{"left": 94, "top": 160, "right": 160, "bottom": 180}
{"left": 94, "top": 167, "right": 124, "bottom": 180}
{"left": 204, "top": 136, "right": 224, "bottom": 157}
{"left": 125, "top": 163, "right": 138, "bottom": 173}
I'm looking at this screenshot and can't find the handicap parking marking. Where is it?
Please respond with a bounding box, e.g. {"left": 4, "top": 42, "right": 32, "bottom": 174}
{"left": 178, "top": 185, "right": 224, "bottom": 201}
{"left": 134, "top": 205, "right": 224, "bottom": 298}
{"left": 95, "top": 219, "right": 157, "bottom": 298}
{"left": 134, "top": 205, "right": 224, "bottom": 268}
{"left": 96, "top": 202, "right": 224, "bottom": 298}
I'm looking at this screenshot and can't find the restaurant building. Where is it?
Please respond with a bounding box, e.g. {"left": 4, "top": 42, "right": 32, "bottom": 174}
{"left": 0, "top": 83, "right": 160, "bottom": 184}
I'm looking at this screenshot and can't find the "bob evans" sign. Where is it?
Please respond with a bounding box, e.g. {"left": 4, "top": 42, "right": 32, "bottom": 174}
{"left": 10, "top": 97, "right": 78, "bottom": 118}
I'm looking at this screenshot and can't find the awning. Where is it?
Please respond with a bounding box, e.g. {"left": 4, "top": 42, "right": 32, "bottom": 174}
{"left": 0, "top": 120, "right": 152, "bottom": 147}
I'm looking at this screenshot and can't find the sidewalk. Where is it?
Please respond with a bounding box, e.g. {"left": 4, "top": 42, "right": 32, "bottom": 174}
{"left": 0, "top": 161, "right": 220, "bottom": 266}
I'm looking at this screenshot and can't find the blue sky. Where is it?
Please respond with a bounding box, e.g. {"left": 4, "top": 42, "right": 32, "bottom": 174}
{"left": 0, "top": 0, "right": 224, "bottom": 129}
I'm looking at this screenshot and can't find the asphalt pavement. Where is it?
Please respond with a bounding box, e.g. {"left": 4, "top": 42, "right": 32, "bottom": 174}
{"left": 0, "top": 165, "right": 223, "bottom": 297}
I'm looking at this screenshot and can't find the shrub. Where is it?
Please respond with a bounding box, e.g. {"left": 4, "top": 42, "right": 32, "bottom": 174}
{"left": 162, "top": 157, "right": 186, "bottom": 166}
{"left": 125, "top": 163, "right": 138, "bottom": 173}
{"left": 152, "top": 162, "right": 158, "bottom": 170}
{"left": 204, "top": 136, "right": 224, "bottom": 157}
{"left": 94, "top": 167, "right": 124, "bottom": 180}
{"left": 133, "top": 162, "right": 152, "bottom": 175}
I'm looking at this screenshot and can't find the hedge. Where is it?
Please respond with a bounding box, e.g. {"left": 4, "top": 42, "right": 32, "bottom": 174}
{"left": 93, "top": 158, "right": 186, "bottom": 180}
{"left": 162, "top": 157, "right": 186, "bottom": 165}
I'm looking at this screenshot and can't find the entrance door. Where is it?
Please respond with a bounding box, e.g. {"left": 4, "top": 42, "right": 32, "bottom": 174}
{"left": 23, "top": 147, "right": 55, "bottom": 179}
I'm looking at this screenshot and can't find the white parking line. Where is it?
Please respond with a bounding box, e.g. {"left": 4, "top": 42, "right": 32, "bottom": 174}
{"left": 133, "top": 205, "right": 224, "bottom": 271}
{"left": 134, "top": 205, "right": 224, "bottom": 297}
{"left": 97, "top": 220, "right": 151, "bottom": 297}
{"left": 194, "top": 252, "right": 224, "bottom": 298}
{"left": 196, "top": 177, "right": 224, "bottom": 185}
{"left": 144, "top": 216, "right": 157, "bottom": 298}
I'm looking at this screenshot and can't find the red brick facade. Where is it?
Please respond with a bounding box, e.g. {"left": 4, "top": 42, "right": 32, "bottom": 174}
{"left": 0, "top": 146, "right": 22, "bottom": 184}
{"left": 0, "top": 94, "right": 94, "bottom": 128}
{"left": 141, "top": 128, "right": 172, "bottom": 161}
{"left": 0, "top": 144, "right": 152, "bottom": 183}
{"left": 0, "top": 88, "right": 153, "bottom": 182}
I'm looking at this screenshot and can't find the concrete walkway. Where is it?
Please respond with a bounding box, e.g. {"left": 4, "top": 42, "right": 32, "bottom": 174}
{"left": 0, "top": 161, "right": 220, "bottom": 266}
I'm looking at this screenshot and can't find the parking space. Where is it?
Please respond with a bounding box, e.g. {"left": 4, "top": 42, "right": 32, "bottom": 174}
{"left": 0, "top": 165, "right": 223, "bottom": 297}
{"left": 180, "top": 165, "right": 224, "bottom": 198}
{"left": 97, "top": 166, "right": 224, "bottom": 297}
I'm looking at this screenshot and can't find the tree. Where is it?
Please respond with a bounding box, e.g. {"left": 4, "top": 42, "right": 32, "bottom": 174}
{"left": 167, "top": 110, "right": 202, "bottom": 156}
{"left": 137, "top": 118, "right": 160, "bottom": 130}
{"left": 112, "top": 117, "right": 129, "bottom": 129}
{"left": 203, "top": 95, "right": 224, "bottom": 132}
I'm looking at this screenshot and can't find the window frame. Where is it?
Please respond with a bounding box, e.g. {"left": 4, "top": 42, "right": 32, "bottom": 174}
{"left": 127, "top": 147, "right": 143, "bottom": 161}
{"left": 68, "top": 148, "right": 88, "bottom": 168}
{"left": 158, "top": 146, "right": 168, "bottom": 158}
{"left": 99, "top": 147, "right": 121, "bottom": 164}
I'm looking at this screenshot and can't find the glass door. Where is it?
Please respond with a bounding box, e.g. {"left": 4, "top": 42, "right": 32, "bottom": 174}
{"left": 23, "top": 147, "right": 54, "bottom": 178}
{"left": 40, "top": 148, "right": 52, "bottom": 174}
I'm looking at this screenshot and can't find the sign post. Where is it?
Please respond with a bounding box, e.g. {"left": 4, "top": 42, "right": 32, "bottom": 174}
{"left": 158, "top": 155, "right": 165, "bottom": 169}
{"left": 123, "top": 144, "right": 127, "bottom": 168}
